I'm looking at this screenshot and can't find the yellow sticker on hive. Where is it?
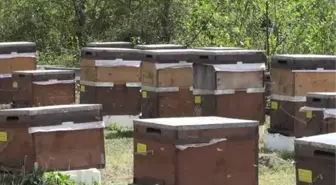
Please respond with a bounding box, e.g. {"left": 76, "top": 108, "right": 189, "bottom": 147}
{"left": 0, "top": 132, "right": 8, "bottom": 142}
{"left": 298, "top": 169, "right": 312, "bottom": 183}
{"left": 12, "top": 81, "right": 18, "bottom": 88}
{"left": 306, "top": 111, "right": 313, "bottom": 118}
{"left": 137, "top": 143, "right": 147, "bottom": 153}
{"left": 142, "top": 91, "right": 148, "bottom": 98}
{"left": 194, "top": 96, "right": 202, "bottom": 104}
{"left": 80, "top": 85, "right": 86, "bottom": 92}
{"left": 271, "top": 101, "right": 278, "bottom": 110}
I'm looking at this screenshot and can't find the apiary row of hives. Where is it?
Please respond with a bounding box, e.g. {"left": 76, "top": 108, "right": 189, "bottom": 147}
{"left": 0, "top": 42, "right": 105, "bottom": 173}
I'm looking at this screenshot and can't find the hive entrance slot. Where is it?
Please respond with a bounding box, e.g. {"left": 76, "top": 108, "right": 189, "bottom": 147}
{"left": 85, "top": 52, "right": 93, "bottom": 56}
{"left": 313, "top": 150, "right": 335, "bottom": 158}
{"left": 146, "top": 127, "right": 161, "bottom": 134}
{"left": 199, "top": 55, "right": 209, "bottom": 59}
{"left": 278, "top": 60, "right": 287, "bottom": 64}
{"left": 145, "top": 55, "right": 153, "bottom": 59}
{"left": 18, "top": 74, "right": 26, "bottom": 78}
{"left": 6, "top": 116, "right": 19, "bottom": 121}
{"left": 312, "top": 98, "right": 321, "bottom": 102}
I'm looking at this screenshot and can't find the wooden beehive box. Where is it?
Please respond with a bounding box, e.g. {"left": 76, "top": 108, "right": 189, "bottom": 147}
{"left": 323, "top": 109, "right": 336, "bottom": 134}
{"left": 141, "top": 62, "right": 193, "bottom": 88}
{"left": 80, "top": 59, "right": 141, "bottom": 84}
{"left": 131, "top": 117, "right": 259, "bottom": 185}
{"left": 0, "top": 42, "right": 37, "bottom": 104}
{"left": 193, "top": 62, "right": 265, "bottom": 123}
{"left": 193, "top": 63, "right": 265, "bottom": 91}
{"left": 193, "top": 90, "right": 265, "bottom": 123}
{"left": 87, "top": 41, "right": 134, "bottom": 48}
{"left": 80, "top": 81, "right": 141, "bottom": 116}
{"left": 269, "top": 55, "right": 336, "bottom": 137}
{"left": 12, "top": 70, "right": 76, "bottom": 107}
{"left": 0, "top": 104, "right": 104, "bottom": 172}
{"left": 298, "top": 92, "right": 336, "bottom": 136}
{"left": 271, "top": 55, "right": 336, "bottom": 97}
{"left": 295, "top": 133, "right": 336, "bottom": 185}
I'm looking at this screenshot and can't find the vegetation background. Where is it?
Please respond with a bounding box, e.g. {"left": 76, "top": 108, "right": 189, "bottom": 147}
{"left": 0, "top": 0, "right": 335, "bottom": 67}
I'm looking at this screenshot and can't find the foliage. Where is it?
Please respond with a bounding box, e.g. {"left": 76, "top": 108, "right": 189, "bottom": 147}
{"left": 0, "top": 0, "right": 334, "bottom": 65}
{"left": 106, "top": 123, "right": 133, "bottom": 139}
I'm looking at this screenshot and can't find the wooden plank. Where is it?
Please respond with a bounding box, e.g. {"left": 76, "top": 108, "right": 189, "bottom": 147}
{"left": 270, "top": 68, "right": 294, "bottom": 96}
{"left": 294, "top": 71, "right": 336, "bottom": 96}
{"left": 96, "top": 66, "right": 140, "bottom": 84}
{"left": 80, "top": 66, "right": 97, "bottom": 82}
{"left": 158, "top": 67, "right": 193, "bottom": 88}
{"left": 141, "top": 61, "right": 157, "bottom": 87}
{"left": 216, "top": 71, "right": 263, "bottom": 90}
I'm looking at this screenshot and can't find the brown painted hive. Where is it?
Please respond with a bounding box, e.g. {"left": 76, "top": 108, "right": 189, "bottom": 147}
{"left": 80, "top": 59, "right": 142, "bottom": 116}
{"left": 11, "top": 70, "right": 76, "bottom": 108}
{"left": 269, "top": 54, "right": 336, "bottom": 137}
{"left": 0, "top": 104, "right": 104, "bottom": 172}
{"left": 0, "top": 42, "right": 37, "bottom": 104}
{"left": 131, "top": 116, "right": 259, "bottom": 185}
{"left": 295, "top": 133, "right": 336, "bottom": 185}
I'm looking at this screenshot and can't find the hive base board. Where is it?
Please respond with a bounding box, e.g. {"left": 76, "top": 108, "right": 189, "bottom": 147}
{"left": 264, "top": 132, "right": 295, "bottom": 152}
{"left": 103, "top": 115, "right": 140, "bottom": 127}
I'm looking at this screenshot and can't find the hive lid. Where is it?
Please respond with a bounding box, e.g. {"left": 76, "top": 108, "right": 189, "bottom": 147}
{"left": 271, "top": 54, "right": 336, "bottom": 69}
{"left": 306, "top": 92, "right": 336, "bottom": 108}
{"left": 87, "top": 42, "right": 134, "bottom": 48}
{"left": 134, "top": 44, "right": 186, "bottom": 50}
{"left": 0, "top": 104, "right": 102, "bottom": 116}
{"left": 134, "top": 116, "right": 258, "bottom": 130}
{"left": 81, "top": 47, "right": 143, "bottom": 60}
{"left": 188, "top": 49, "right": 266, "bottom": 64}
{"left": 295, "top": 133, "right": 336, "bottom": 150}
{"left": 197, "top": 46, "right": 244, "bottom": 50}
{"left": 0, "top": 42, "right": 36, "bottom": 54}
{"left": 142, "top": 49, "right": 201, "bottom": 63}
{"left": 12, "top": 70, "right": 75, "bottom": 75}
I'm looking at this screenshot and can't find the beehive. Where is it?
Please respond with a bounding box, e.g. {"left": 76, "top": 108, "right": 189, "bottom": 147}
{"left": 80, "top": 48, "right": 144, "bottom": 115}
{"left": 295, "top": 133, "right": 336, "bottom": 185}
{"left": 298, "top": 93, "right": 336, "bottom": 136}
{"left": 0, "top": 104, "right": 104, "bottom": 172}
{"left": 269, "top": 54, "right": 336, "bottom": 137}
{"left": 12, "top": 70, "right": 76, "bottom": 107}
{"left": 131, "top": 117, "right": 259, "bottom": 185}
{"left": 197, "top": 46, "right": 244, "bottom": 50}
{"left": 0, "top": 42, "right": 36, "bottom": 104}
{"left": 192, "top": 53, "right": 266, "bottom": 123}
{"left": 140, "top": 49, "right": 197, "bottom": 118}
{"left": 87, "top": 41, "right": 134, "bottom": 48}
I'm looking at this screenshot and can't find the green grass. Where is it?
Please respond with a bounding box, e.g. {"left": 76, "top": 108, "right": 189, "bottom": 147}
{"left": 102, "top": 123, "right": 296, "bottom": 185}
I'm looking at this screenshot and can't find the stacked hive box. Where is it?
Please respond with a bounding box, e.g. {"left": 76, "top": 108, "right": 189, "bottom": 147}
{"left": 0, "top": 104, "right": 105, "bottom": 172}
{"left": 299, "top": 93, "right": 336, "bottom": 136}
{"left": 323, "top": 108, "right": 336, "bottom": 133}
{"left": 11, "top": 70, "right": 76, "bottom": 108}
{"left": 190, "top": 50, "right": 266, "bottom": 123}
{"left": 87, "top": 41, "right": 134, "bottom": 48}
{"left": 140, "top": 49, "right": 198, "bottom": 118}
{"left": 0, "top": 42, "right": 36, "bottom": 106}
{"left": 131, "top": 117, "right": 259, "bottom": 185}
{"left": 269, "top": 55, "right": 336, "bottom": 137}
{"left": 295, "top": 133, "right": 336, "bottom": 185}
{"left": 80, "top": 47, "right": 144, "bottom": 116}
